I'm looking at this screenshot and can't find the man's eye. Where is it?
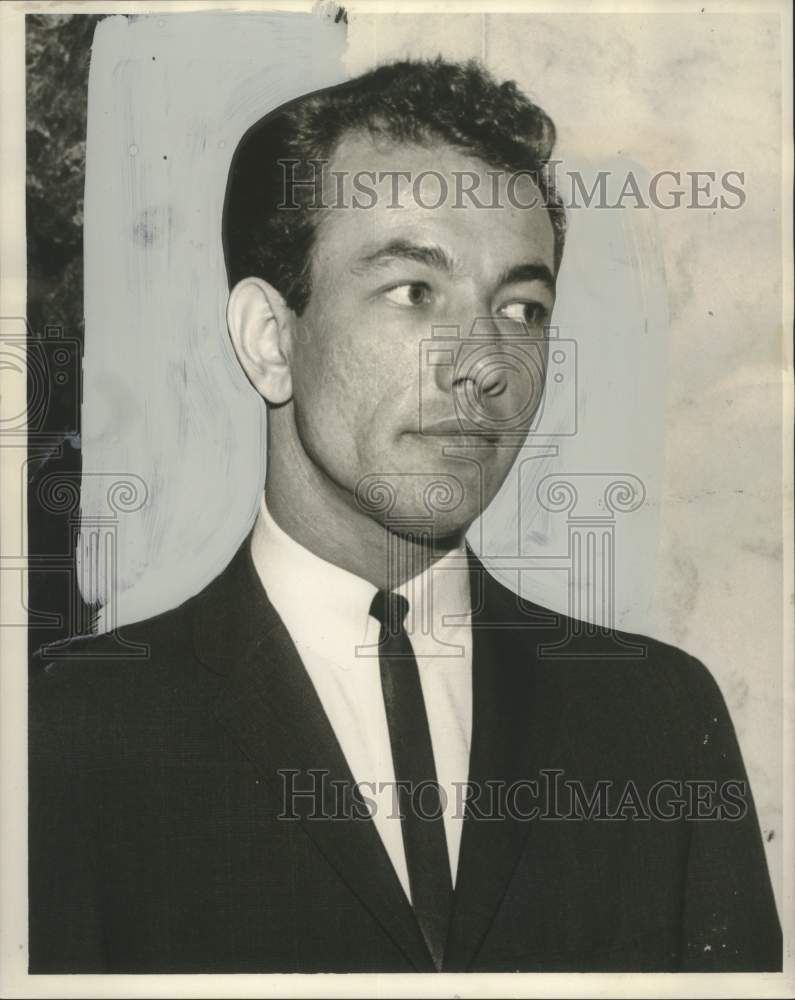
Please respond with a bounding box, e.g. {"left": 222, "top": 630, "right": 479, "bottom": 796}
{"left": 383, "top": 282, "right": 432, "bottom": 307}
{"left": 498, "top": 301, "right": 548, "bottom": 325}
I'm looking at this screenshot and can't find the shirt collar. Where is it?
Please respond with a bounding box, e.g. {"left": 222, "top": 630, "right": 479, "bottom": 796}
{"left": 249, "top": 494, "right": 470, "bottom": 668}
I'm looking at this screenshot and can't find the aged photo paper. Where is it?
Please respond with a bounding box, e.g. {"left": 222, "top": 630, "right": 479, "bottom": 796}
{"left": 1, "top": 0, "right": 792, "bottom": 997}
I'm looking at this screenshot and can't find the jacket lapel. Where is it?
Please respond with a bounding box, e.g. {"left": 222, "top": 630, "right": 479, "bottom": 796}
{"left": 191, "top": 534, "right": 435, "bottom": 972}
{"left": 190, "top": 535, "right": 551, "bottom": 972}
{"left": 443, "top": 552, "right": 549, "bottom": 970}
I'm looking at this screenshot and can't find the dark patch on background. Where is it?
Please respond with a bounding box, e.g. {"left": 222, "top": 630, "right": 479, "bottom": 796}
{"left": 26, "top": 14, "right": 104, "bottom": 661}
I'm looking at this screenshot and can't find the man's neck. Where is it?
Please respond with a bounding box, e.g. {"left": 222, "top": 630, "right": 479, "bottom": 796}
{"left": 264, "top": 432, "right": 465, "bottom": 592}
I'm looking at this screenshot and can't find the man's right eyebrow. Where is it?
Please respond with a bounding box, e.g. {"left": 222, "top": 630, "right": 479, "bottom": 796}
{"left": 350, "top": 239, "right": 457, "bottom": 276}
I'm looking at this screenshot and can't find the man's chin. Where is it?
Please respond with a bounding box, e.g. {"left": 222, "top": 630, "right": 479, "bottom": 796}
{"left": 353, "top": 477, "right": 483, "bottom": 543}
{"left": 350, "top": 435, "right": 512, "bottom": 533}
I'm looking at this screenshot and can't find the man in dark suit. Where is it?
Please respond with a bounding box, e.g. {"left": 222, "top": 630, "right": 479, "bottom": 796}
{"left": 29, "top": 58, "right": 782, "bottom": 974}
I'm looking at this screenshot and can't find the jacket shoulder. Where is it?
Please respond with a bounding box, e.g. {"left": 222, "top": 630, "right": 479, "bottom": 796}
{"left": 28, "top": 597, "right": 201, "bottom": 759}
{"left": 31, "top": 597, "right": 193, "bottom": 681}
{"left": 479, "top": 563, "right": 737, "bottom": 755}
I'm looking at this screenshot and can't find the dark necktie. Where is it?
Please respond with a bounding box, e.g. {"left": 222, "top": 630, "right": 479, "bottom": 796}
{"left": 369, "top": 589, "right": 454, "bottom": 971}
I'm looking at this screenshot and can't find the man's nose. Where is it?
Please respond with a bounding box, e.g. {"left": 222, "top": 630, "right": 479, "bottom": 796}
{"left": 429, "top": 314, "right": 516, "bottom": 399}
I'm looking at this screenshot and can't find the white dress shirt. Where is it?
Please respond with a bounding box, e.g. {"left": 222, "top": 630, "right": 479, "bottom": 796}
{"left": 249, "top": 495, "right": 473, "bottom": 900}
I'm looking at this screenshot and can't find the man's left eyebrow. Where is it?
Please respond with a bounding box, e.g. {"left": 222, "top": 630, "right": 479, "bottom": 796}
{"left": 496, "top": 263, "right": 556, "bottom": 293}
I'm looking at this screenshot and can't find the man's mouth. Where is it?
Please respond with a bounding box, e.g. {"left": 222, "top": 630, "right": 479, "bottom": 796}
{"left": 415, "top": 417, "right": 501, "bottom": 445}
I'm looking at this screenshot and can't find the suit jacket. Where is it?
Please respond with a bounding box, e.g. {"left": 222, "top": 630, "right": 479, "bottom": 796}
{"left": 28, "top": 535, "right": 782, "bottom": 973}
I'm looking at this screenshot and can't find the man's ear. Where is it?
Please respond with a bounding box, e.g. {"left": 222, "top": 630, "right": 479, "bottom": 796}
{"left": 226, "top": 277, "right": 295, "bottom": 405}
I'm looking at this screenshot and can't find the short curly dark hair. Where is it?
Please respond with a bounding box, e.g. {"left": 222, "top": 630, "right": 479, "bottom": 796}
{"left": 223, "top": 58, "right": 565, "bottom": 315}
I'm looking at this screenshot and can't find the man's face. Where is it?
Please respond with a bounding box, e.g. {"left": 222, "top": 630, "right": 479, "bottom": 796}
{"left": 289, "top": 133, "right": 556, "bottom": 538}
